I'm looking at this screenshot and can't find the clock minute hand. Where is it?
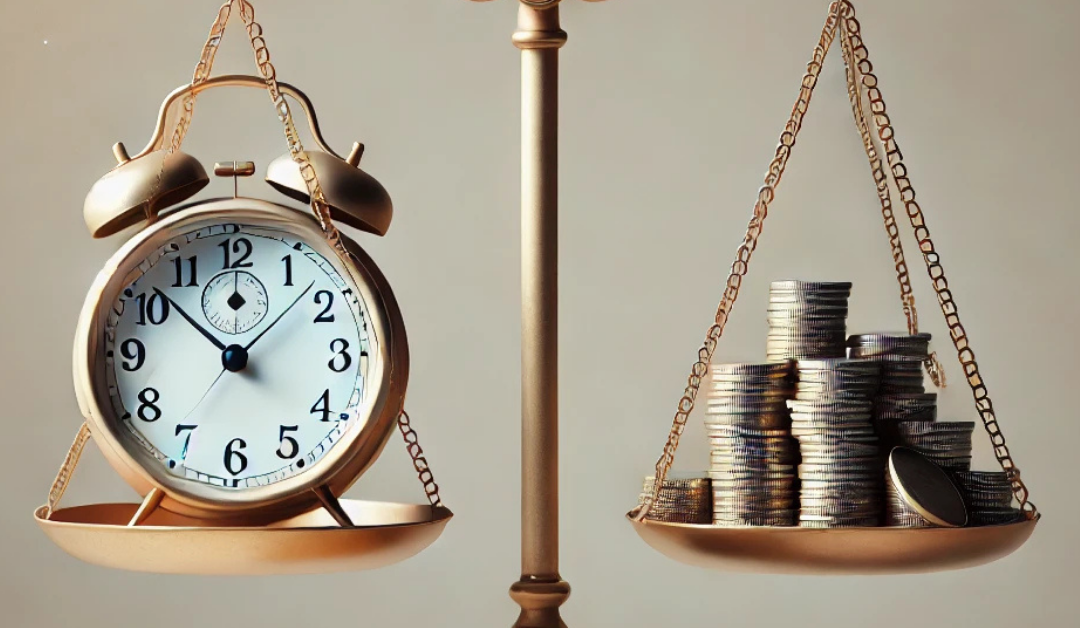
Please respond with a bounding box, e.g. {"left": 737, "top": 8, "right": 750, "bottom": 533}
{"left": 244, "top": 280, "right": 315, "bottom": 352}
{"left": 152, "top": 287, "right": 226, "bottom": 351}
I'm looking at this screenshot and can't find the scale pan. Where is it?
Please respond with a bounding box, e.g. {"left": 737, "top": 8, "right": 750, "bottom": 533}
{"left": 36, "top": 500, "right": 452, "bottom": 575}
{"left": 627, "top": 513, "right": 1037, "bottom": 575}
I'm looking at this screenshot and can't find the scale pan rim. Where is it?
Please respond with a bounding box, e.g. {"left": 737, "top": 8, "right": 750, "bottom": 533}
{"left": 626, "top": 511, "right": 1036, "bottom": 575}
{"left": 36, "top": 500, "right": 452, "bottom": 575}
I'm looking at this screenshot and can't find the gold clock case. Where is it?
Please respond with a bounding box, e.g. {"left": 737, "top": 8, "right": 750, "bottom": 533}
{"left": 72, "top": 198, "right": 409, "bottom": 523}
{"left": 84, "top": 75, "right": 393, "bottom": 239}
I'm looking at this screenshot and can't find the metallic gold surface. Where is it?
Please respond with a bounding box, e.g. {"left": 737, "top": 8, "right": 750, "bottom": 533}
{"left": 266, "top": 150, "right": 394, "bottom": 237}
{"left": 83, "top": 149, "right": 209, "bottom": 238}
{"left": 465, "top": 0, "right": 606, "bottom": 625}
{"left": 213, "top": 161, "right": 256, "bottom": 177}
{"left": 36, "top": 500, "right": 452, "bottom": 575}
{"left": 133, "top": 74, "right": 342, "bottom": 161}
{"left": 627, "top": 514, "right": 1038, "bottom": 575}
{"left": 127, "top": 488, "right": 165, "bottom": 527}
{"left": 516, "top": 2, "right": 564, "bottom": 585}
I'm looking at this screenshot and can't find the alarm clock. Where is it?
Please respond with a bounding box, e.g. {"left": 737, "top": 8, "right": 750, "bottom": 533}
{"left": 73, "top": 75, "right": 407, "bottom": 526}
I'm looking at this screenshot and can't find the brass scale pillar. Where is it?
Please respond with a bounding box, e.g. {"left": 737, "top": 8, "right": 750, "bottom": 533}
{"left": 469, "top": 1, "right": 605, "bottom": 626}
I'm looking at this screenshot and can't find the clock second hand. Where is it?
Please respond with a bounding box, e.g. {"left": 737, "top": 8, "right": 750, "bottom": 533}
{"left": 176, "top": 367, "right": 227, "bottom": 462}
{"left": 244, "top": 280, "right": 315, "bottom": 352}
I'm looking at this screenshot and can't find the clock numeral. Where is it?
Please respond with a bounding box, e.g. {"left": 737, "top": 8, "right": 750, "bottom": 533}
{"left": 282, "top": 254, "right": 294, "bottom": 286}
{"left": 313, "top": 290, "right": 335, "bottom": 323}
{"left": 276, "top": 425, "right": 300, "bottom": 459}
{"left": 171, "top": 255, "right": 199, "bottom": 287}
{"left": 224, "top": 438, "right": 248, "bottom": 476}
{"left": 175, "top": 424, "right": 197, "bottom": 459}
{"left": 120, "top": 339, "right": 145, "bottom": 372}
{"left": 328, "top": 338, "right": 353, "bottom": 373}
{"left": 218, "top": 237, "right": 254, "bottom": 270}
{"left": 136, "top": 387, "right": 161, "bottom": 422}
{"left": 310, "top": 389, "right": 333, "bottom": 422}
{"left": 134, "top": 293, "right": 170, "bottom": 326}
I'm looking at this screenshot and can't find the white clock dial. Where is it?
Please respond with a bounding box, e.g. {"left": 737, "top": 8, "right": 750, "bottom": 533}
{"left": 102, "top": 222, "right": 373, "bottom": 489}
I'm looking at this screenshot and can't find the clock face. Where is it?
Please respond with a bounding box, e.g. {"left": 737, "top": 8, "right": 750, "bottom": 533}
{"left": 101, "top": 221, "right": 375, "bottom": 490}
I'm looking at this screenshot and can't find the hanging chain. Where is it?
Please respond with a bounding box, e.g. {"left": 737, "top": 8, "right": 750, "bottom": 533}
{"left": 836, "top": 0, "right": 1034, "bottom": 517}
{"left": 836, "top": 13, "right": 946, "bottom": 389}
{"left": 205, "top": 0, "right": 445, "bottom": 505}
{"left": 398, "top": 410, "right": 444, "bottom": 507}
{"left": 634, "top": 7, "right": 841, "bottom": 520}
{"left": 43, "top": 423, "right": 92, "bottom": 518}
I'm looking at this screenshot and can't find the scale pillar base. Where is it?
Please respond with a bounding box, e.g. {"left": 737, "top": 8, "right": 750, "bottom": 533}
{"left": 509, "top": 578, "right": 571, "bottom": 628}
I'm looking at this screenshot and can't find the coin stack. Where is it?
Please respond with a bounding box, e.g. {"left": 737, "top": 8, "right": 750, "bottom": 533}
{"left": 952, "top": 471, "right": 1024, "bottom": 526}
{"left": 848, "top": 333, "right": 936, "bottom": 421}
{"left": 873, "top": 392, "right": 937, "bottom": 423}
{"left": 846, "top": 332, "right": 933, "bottom": 363}
{"left": 706, "top": 362, "right": 799, "bottom": 526}
{"left": 766, "top": 281, "right": 852, "bottom": 361}
{"left": 638, "top": 475, "right": 713, "bottom": 524}
{"left": 879, "top": 421, "right": 975, "bottom": 472}
{"left": 790, "top": 359, "right": 884, "bottom": 528}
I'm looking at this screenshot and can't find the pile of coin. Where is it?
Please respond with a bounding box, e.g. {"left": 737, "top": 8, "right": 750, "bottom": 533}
{"left": 848, "top": 332, "right": 931, "bottom": 361}
{"left": 706, "top": 362, "right": 799, "bottom": 526}
{"left": 766, "top": 281, "right": 852, "bottom": 361}
{"left": 790, "top": 359, "right": 884, "bottom": 527}
{"left": 873, "top": 392, "right": 937, "bottom": 422}
{"left": 638, "top": 475, "right": 713, "bottom": 524}
{"left": 952, "top": 471, "right": 1024, "bottom": 526}
{"left": 878, "top": 421, "right": 975, "bottom": 471}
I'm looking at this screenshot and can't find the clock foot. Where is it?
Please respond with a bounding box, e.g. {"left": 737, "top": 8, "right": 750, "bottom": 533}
{"left": 312, "top": 485, "right": 355, "bottom": 527}
{"left": 127, "top": 488, "right": 165, "bottom": 527}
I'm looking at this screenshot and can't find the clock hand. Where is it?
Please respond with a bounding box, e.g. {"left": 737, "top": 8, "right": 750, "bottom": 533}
{"left": 152, "top": 287, "right": 226, "bottom": 351}
{"left": 244, "top": 280, "right": 315, "bottom": 352}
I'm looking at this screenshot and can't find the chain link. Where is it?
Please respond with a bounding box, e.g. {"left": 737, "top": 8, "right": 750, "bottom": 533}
{"left": 398, "top": 410, "right": 444, "bottom": 507}
{"left": 44, "top": 423, "right": 92, "bottom": 518}
{"left": 638, "top": 0, "right": 1035, "bottom": 520}
{"left": 634, "top": 7, "right": 841, "bottom": 520}
{"left": 837, "top": 13, "right": 946, "bottom": 390}
{"left": 836, "top": 0, "right": 1034, "bottom": 517}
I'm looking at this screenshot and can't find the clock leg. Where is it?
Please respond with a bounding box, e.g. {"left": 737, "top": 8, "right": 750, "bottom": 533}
{"left": 127, "top": 488, "right": 165, "bottom": 527}
{"left": 312, "top": 485, "right": 355, "bottom": 528}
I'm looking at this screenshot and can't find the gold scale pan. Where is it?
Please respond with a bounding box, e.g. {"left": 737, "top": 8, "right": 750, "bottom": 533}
{"left": 627, "top": 0, "right": 1039, "bottom": 575}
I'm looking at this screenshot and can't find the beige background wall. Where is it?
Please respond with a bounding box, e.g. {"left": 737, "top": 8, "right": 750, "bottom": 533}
{"left": 1, "top": 0, "right": 1077, "bottom": 626}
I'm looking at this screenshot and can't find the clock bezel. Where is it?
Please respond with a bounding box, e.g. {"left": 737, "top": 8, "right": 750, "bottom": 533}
{"left": 73, "top": 198, "right": 409, "bottom": 522}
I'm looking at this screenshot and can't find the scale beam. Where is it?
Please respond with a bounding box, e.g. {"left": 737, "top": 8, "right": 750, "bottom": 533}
{"left": 468, "top": 1, "right": 606, "bottom": 626}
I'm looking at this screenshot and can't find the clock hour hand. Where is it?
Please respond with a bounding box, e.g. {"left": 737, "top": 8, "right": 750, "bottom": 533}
{"left": 152, "top": 287, "right": 226, "bottom": 351}
{"left": 244, "top": 280, "right": 315, "bottom": 352}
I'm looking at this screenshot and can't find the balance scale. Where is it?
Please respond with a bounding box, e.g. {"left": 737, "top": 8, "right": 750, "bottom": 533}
{"left": 34, "top": 2, "right": 1039, "bottom": 627}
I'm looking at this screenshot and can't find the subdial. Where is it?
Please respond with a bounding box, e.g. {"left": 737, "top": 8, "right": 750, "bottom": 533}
{"left": 201, "top": 270, "right": 269, "bottom": 335}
